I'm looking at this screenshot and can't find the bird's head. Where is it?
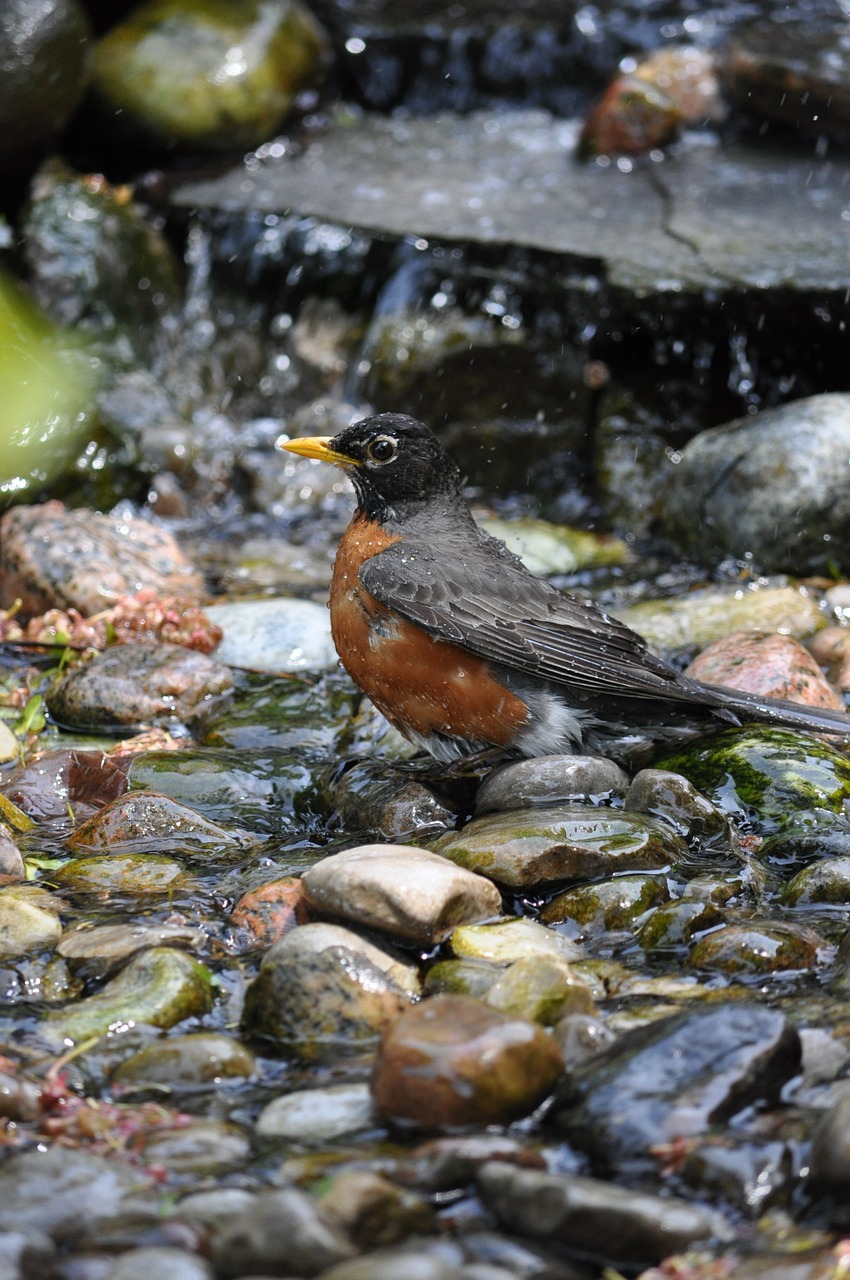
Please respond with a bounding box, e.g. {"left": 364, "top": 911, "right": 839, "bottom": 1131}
{"left": 279, "top": 413, "right": 464, "bottom": 520}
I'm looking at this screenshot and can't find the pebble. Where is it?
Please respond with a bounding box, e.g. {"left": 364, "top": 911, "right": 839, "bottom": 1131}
{"left": 136, "top": 1118, "right": 250, "bottom": 1175}
{"left": 227, "top": 875, "right": 309, "bottom": 951}
{"left": 108, "top": 1246, "right": 213, "bottom": 1280}
{"left": 113, "top": 1032, "right": 256, "bottom": 1087}
{"left": 0, "top": 1147, "right": 144, "bottom": 1237}
{"left": 371, "top": 994, "right": 564, "bottom": 1128}
{"left": 540, "top": 873, "right": 669, "bottom": 934}
{"left": 240, "top": 922, "right": 420, "bottom": 1056}
{"left": 687, "top": 921, "right": 823, "bottom": 974}
{"left": 65, "top": 790, "right": 250, "bottom": 854}
{"left": 47, "top": 642, "right": 234, "bottom": 730}
{"left": 623, "top": 768, "right": 730, "bottom": 842}
{"left": 51, "top": 851, "right": 194, "bottom": 899}
{"left": 484, "top": 955, "right": 596, "bottom": 1024}
{"left": 0, "top": 502, "right": 203, "bottom": 616}
{"left": 330, "top": 761, "right": 456, "bottom": 843}
{"left": 57, "top": 920, "right": 206, "bottom": 980}
{"left": 317, "top": 1169, "right": 435, "bottom": 1249}
{"left": 477, "top": 1163, "right": 730, "bottom": 1266}
{"left": 809, "top": 624, "right": 850, "bottom": 691}
{"left": 434, "top": 805, "right": 684, "bottom": 887}
{"left": 474, "top": 754, "right": 630, "bottom": 815}
{"left": 302, "top": 844, "right": 502, "bottom": 947}
{"left": 256, "top": 1082, "right": 375, "bottom": 1142}
{"left": 204, "top": 597, "right": 337, "bottom": 672}
{"left": 0, "top": 885, "right": 63, "bottom": 958}
{"left": 450, "top": 916, "right": 582, "bottom": 965}
{"left": 209, "top": 1187, "right": 355, "bottom": 1278}
{"left": 809, "top": 1084, "right": 850, "bottom": 1190}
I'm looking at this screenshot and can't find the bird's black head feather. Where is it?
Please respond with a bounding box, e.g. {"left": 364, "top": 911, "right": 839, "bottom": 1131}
{"left": 329, "top": 414, "right": 465, "bottom": 520}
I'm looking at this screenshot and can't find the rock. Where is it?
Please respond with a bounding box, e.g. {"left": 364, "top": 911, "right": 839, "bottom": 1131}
{"left": 478, "top": 1163, "right": 730, "bottom": 1267}
{"left": 475, "top": 755, "right": 630, "bottom": 815}
{"left": 133, "top": 1117, "right": 250, "bottom": 1175}
{"left": 0, "top": 824, "right": 24, "bottom": 879}
{"left": 579, "top": 73, "right": 685, "bottom": 159}
{"left": 0, "top": 503, "right": 201, "bottom": 617}
{"left": 0, "top": 884, "right": 62, "bottom": 958}
{"left": 478, "top": 517, "right": 628, "bottom": 576}
{"left": 809, "top": 625, "right": 850, "bottom": 693}
{"left": 204, "top": 598, "right": 337, "bottom": 672}
{"left": 40, "top": 946, "right": 213, "bottom": 1047}
{"left": 810, "top": 1085, "right": 850, "bottom": 1190}
{"left": 679, "top": 1135, "right": 793, "bottom": 1217}
{"left": 169, "top": 1188, "right": 254, "bottom": 1229}
{"left": 91, "top": 0, "right": 329, "bottom": 151}
{"left": 548, "top": 1004, "right": 800, "bottom": 1173}
{"left": 450, "top": 917, "right": 582, "bottom": 965}
{"left": 554, "top": 1012, "right": 618, "bottom": 1070}
{"left": 65, "top": 791, "right": 250, "bottom": 854}
{"left": 0, "top": 747, "right": 127, "bottom": 822}
{"left": 685, "top": 632, "right": 845, "bottom": 710}
{"left": 623, "top": 768, "right": 730, "bottom": 842}
{"left": 227, "top": 875, "right": 309, "bottom": 952}
{"left": 662, "top": 394, "right": 850, "bottom": 571}
{"left": 199, "top": 668, "right": 358, "bottom": 755}
{"left": 315, "top": 1251, "right": 464, "bottom": 1280}
{"left": 0, "top": 1146, "right": 144, "bottom": 1236}
{"left": 329, "top": 761, "right": 456, "bottom": 844}
{"left": 210, "top": 1187, "right": 355, "bottom": 1278}
{"left": 783, "top": 857, "right": 850, "bottom": 907}
{"left": 611, "top": 584, "right": 826, "bottom": 656}
{"left": 484, "top": 956, "right": 596, "bottom": 1024}
{"left": 759, "top": 813, "right": 850, "bottom": 872}
{"left": 371, "top": 994, "right": 564, "bottom": 1128}
{"left": 0, "top": 0, "right": 90, "bottom": 169}
{"left": 113, "top": 1033, "right": 256, "bottom": 1086}
{"left": 317, "top": 1170, "right": 435, "bottom": 1250}
{"left": 540, "top": 873, "right": 669, "bottom": 935}
{"left": 241, "top": 922, "right": 419, "bottom": 1057}
{"left": 637, "top": 898, "right": 724, "bottom": 954}
{"left": 108, "top": 1246, "right": 213, "bottom": 1280}
{"left": 51, "top": 851, "right": 194, "bottom": 900}
{"left": 423, "top": 957, "right": 502, "bottom": 1001}
{"left": 656, "top": 727, "right": 850, "bottom": 833}
{"left": 433, "top": 806, "right": 684, "bottom": 887}
{"left": 301, "top": 844, "right": 502, "bottom": 947}
{"left": 396, "top": 1135, "right": 546, "bottom": 1195}
{"left": 47, "top": 643, "right": 233, "bottom": 730}
{"left": 687, "top": 922, "right": 823, "bottom": 975}
{"left": 256, "top": 1082, "right": 375, "bottom": 1142}
{"left": 57, "top": 920, "right": 205, "bottom": 979}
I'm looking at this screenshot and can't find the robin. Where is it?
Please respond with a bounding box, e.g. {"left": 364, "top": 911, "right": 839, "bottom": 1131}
{"left": 281, "top": 413, "right": 850, "bottom": 763}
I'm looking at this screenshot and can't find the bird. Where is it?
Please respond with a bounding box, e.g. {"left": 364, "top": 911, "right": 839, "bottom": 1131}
{"left": 280, "top": 413, "right": 850, "bottom": 765}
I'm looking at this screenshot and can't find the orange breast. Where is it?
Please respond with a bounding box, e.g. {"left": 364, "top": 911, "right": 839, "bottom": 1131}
{"left": 331, "top": 515, "right": 529, "bottom": 749}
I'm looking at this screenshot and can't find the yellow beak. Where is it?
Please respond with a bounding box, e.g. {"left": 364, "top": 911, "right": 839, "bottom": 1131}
{"left": 277, "top": 435, "right": 359, "bottom": 467}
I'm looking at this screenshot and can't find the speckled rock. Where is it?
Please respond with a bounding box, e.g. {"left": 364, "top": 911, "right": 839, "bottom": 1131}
{"left": 47, "top": 642, "right": 233, "bottom": 730}
{"left": 302, "top": 844, "right": 502, "bottom": 947}
{"left": 113, "top": 1032, "right": 256, "bottom": 1086}
{"left": 241, "top": 922, "right": 420, "bottom": 1057}
{"left": 317, "top": 1170, "right": 435, "bottom": 1250}
{"left": 371, "top": 994, "right": 564, "bottom": 1128}
{"left": 51, "top": 851, "right": 195, "bottom": 900}
{"left": 0, "top": 502, "right": 203, "bottom": 616}
{"left": 66, "top": 790, "right": 250, "bottom": 854}
{"left": 687, "top": 922, "right": 823, "bottom": 974}
{"left": 540, "top": 873, "right": 669, "bottom": 934}
{"left": 685, "top": 631, "right": 845, "bottom": 710}
{"left": 623, "top": 768, "right": 730, "bottom": 842}
{"left": 783, "top": 857, "right": 850, "bottom": 906}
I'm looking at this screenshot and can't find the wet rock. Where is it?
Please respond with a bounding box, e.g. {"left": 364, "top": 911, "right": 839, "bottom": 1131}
{"left": 92, "top": 0, "right": 328, "bottom": 151}
{"left": 450, "top": 916, "right": 581, "bottom": 966}
{"left": 58, "top": 920, "right": 205, "bottom": 980}
{"left": 318, "top": 1170, "right": 435, "bottom": 1250}
{"left": 47, "top": 643, "right": 233, "bottom": 732}
{"left": 423, "top": 957, "right": 502, "bottom": 1001}
{"left": 0, "top": 503, "right": 200, "bottom": 618}
{"left": 113, "top": 1032, "right": 256, "bottom": 1087}
{"left": 66, "top": 791, "right": 250, "bottom": 855}
{"left": 0, "top": 884, "right": 63, "bottom": 958}
{"left": 315, "top": 1249, "right": 464, "bottom": 1280}
{"left": 540, "top": 873, "right": 669, "bottom": 935}
{"left": 40, "top": 946, "right": 213, "bottom": 1047}
{"left": 0, "top": 0, "right": 90, "bottom": 169}
{"left": 579, "top": 73, "right": 685, "bottom": 159}
{"left": 371, "top": 994, "right": 563, "bottom": 1129}
{"left": 199, "top": 669, "right": 358, "bottom": 755}
{"left": 759, "top": 812, "right": 850, "bottom": 873}
{"left": 51, "top": 851, "right": 194, "bottom": 900}
{"left": 612, "top": 584, "right": 826, "bottom": 657}
{"left": 687, "top": 922, "right": 822, "bottom": 975}
{"left": 663, "top": 395, "right": 850, "bottom": 572}
{"left": 623, "top": 768, "right": 733, "bottom": 843}
{"left": 0, "top": 824, "right": 24, "bottom": 880}
{"left": 0, "top": 1067, "right": 41, "bottom": 1122}
{"left": 478, "top": 1163, "right": 730, "bottom": 1267}
{"left": 783, "top": 857, "right": 850, "bottom": 907}
{"left": 241, "top": 922, "right": 419, "bottom": 1057}
{"left": 553, "top": 1012, "right": 618, "bottom": 1070}
{"left": 686, "top": 632, "right": 845, "bottom": 711}
{"left": 228, "top": 875, "right": 309, "bottom": 951}
{"left": 302, "top": 844, "right": 502, "bottom": 948}
{"left": 809, "top": 625, "right": 850, "bottom": 693}
{"left": 656, "top": 727, "right": 850, "bottom": 833}
{"left": 718, "top": 19, "right": 850, "bottom": 144}
{"left": 475, "top": 755, "right": 629, "bottom": 816}
{"left": 0, "top": 747, "right": 129, "bottom": 822}
{"left": 485, "top": 956, "right": 596, "bottom": 1024}
{"left": 108, "top": 1246, "right": 212, "bottom": 1280}
{"left": 0, "top": 1146, "right": 144, "bottom": 1237}
{"left": 256, "top": 1082, "right": 374, "bottom": 1142}
{"left": 680, "top": 1136, "right": 793, "bottom": 1217}
{"left": 134, "top": 1117, "right": 251, "bottom": 1174}
{"left": 329, "top": 761, "right": 456, "bottom": 844}
{"left": 809, "top": 1084, "right": 850, "bottom": 1190}
{"left": 209, "top": 1186, "right": 354, "bottom": 1278}
{"left": 548, "top": 1004, "right": 800, "bottom": 1173}
{"left": 204, "top": 598, "right": 337, "bottom": 672}
{"left": 169, "top": 1188, "right": 254, "bottom": 1229}
{"left": 637, "top": 897, "right": 724, "bottom": 954}
{"left": 479, "top": 517, "right": 628, "bottom": 577}
{"left": 433, "top": 805, "right": 683, "bottom": 887}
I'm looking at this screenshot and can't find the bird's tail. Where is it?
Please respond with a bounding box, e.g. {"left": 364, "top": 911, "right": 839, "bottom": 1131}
{"left": 703, "top": 682, "right": 850, "bottom": 737}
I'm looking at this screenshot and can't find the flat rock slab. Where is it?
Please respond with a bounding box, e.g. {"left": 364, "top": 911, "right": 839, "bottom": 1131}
{"left": 173, "top": 111, "right": 850, "bottom": 293}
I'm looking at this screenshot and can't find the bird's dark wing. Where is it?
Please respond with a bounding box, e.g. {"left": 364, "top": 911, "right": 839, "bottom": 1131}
{"left": 358, "top": 533, "right": 711, "bottom": 706}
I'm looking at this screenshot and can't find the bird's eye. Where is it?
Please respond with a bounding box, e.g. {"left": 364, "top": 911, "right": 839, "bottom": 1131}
{"left": 366, "top": 435, "right": 398, "bottom": 464}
